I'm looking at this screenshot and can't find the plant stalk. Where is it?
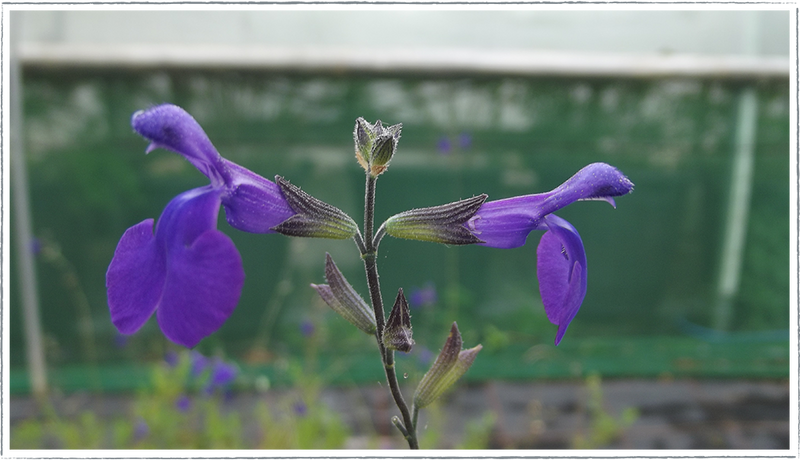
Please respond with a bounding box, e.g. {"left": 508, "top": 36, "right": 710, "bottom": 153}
{"left": 361, "top": 173, "right": 419, "bottom": 449}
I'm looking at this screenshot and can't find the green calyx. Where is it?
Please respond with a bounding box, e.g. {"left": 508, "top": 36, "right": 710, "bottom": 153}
{"left": 384, "top": 194, "right": 488, "bottom": 245}
{"left": 271, "top": 176, "right": 358, "bottom": 240}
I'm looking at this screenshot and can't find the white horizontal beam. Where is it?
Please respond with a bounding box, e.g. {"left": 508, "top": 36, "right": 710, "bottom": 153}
{"left": 19, "top": 43, "right": 790, "bottom": 79}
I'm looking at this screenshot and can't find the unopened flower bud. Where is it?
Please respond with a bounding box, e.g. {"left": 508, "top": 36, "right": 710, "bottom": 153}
{"left": 369, "top": 133, "right": 398, "bottom": 176}
{"left": 311, "top": 253, "right": 377, "bottom": 335}
{"left": 272, "top": 176, "right": 358, "bottom": 239}
{"left": 383, "top": 289, "right": 414, "bottom": 353}
{"left": 384, "top": 194, "right": 488, "bottom": 245}
{"left": 352, "top": 117, "right": 402, "bottom": 177}
{"left": 413, "top": 322, "right": 482, "bottom": 409}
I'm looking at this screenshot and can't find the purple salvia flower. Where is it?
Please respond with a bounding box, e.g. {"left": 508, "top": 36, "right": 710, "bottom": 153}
{"left": 465, "top": 163, "right": 633, "bottom": 345}
{"left": 106, "top": 104, "right": 296, "bottom": 348}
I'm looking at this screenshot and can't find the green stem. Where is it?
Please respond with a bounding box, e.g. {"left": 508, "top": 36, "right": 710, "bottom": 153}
{"left": 361, "top": 173, "right": 419, "bottom": 449}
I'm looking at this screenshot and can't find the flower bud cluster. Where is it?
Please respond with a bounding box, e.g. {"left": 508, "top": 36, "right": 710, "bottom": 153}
{"left": 354, "top": 117, "right": 402, "bottom": 177}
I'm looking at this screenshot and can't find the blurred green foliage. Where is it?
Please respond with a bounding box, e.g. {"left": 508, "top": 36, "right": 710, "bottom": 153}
{"left": 572, "top": 373, "right": 639, "bottom": 449}
{"left": 11, "top": 68, "right": 790, "bottom": 387}
{"left": 11, "top": 349, "right": 351, "bottom": 449}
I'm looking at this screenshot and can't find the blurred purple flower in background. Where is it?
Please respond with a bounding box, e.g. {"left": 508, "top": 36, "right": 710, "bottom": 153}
{"left": 458, "top": 132, "right": 472, "bottom": 149}
{"left": 437, "top": 136, "right": 452, "bottom": 155}
{"left": 437, "top": 132, "right": 471, "bottom": 156}
{"left": 113, "top": 332, "right": 128, "bottom": 349}
{"left": 466, "top": 163, "right": 633, "bottom": 345}
{"left": 179, "top": 351, "right": 240, "bottom": 395}
{"left": 106, "top": 104, "right": 296, "bottom": 348}
{"left": 164, "top": 350, "right": 179, "bottom": 368}
{"left": 175, "top": 394, "right": 192, "bottom": 413}
{"left": 409, "top": 283, "right": 438, "bottom": 309}
{"left": 190, "top": 350, "right": 208, "bottom": 377}
{"left": 209, "top": 358, "right": 238, "bottom": 388}
{"left": 133, "top": 417, "right": 149, "bottom": 441}
{"left": 300, "top": 319, "right": 315, "bottom": 338}
{"left": 29, "top": 237, "right": 42, "bottom": 256}
{"left": 417, "top": 346, "right": 434, "bottom": 368}
{"left": 293, "top": 400, "right": 308, "bottom": 417}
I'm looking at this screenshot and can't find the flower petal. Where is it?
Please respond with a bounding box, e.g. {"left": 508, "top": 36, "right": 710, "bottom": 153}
{"left": 467, "top": 163, "right": 632, "bottom": 248}
{"left": 131, "top": 104, "right": 225, "bottom": 184}
{"left": 220, "top": 160, "right": 296, "bottom": 233}
{"left": 106, "top": 219, "right": 165, "bottom": 335}
{"left": 156, "top": 186, "right": 224, "bottom": 248}
{"left": 467, "top": 194, "right": 549, "bottom": 248}
{"left": 536, "top": 215, "right": 587, "bottom": 346}
{"left": 148, "top": 187, "right": 244, "bottom": 348}
{"left": 545, "top": 162, "right": 634, "bottom": 210}
{"left": 156, "top": 229, "right": 244, "bottom": 348}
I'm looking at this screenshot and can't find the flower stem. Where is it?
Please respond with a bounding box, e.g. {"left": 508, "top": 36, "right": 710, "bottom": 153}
{"left": 361, "top": 173, "right": 419, "bottom": 449}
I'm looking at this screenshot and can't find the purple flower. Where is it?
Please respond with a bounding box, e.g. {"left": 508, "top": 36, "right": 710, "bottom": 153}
{"left": 29, "top": 237, "right": 42, "bottom": 256}
{"left": 293, "top": 400, "right": 308, "bottom": 417}
{"left": 465, "top": 163, "right": 633, "bottom": 345}
{"left": 175, "top": 394, "right": 192, "bottom": 413}
{"left": 209, "top": 358, "right": 238, "bottom": 388}
{"left": 458, "top": 132, "right": 472, "bottom": 149}
{"left": 417, "top": 346, "right": 434, "bottom": 367}
{"left": 164, "top": 350, "right": 179, "bottom": 368}
{"left": 106, "top": 104, "right": 296, "bottom": 348}
{"left": 409, "top": 283, "right": 437, "bottom": 309}
{"left": 190, "top": 350, "right": 208, "bottom": 377}
{"left": 133, "top": 418, "right": 149, "bottom": 441}
{"left": 437, "top": 136, "right": 452, "bottom": 155}
{"left": 300, "top": 319, "right": 315, "bottom": 337}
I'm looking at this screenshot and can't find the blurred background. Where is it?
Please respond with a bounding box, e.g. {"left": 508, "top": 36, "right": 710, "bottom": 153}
{"left": 8, "top": 8, "right": 792, "bottom": 449}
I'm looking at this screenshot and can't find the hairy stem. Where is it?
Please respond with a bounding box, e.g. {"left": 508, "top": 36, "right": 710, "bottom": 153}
{"left": 361, "top": 173, "right": 419, "bottom": 449}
